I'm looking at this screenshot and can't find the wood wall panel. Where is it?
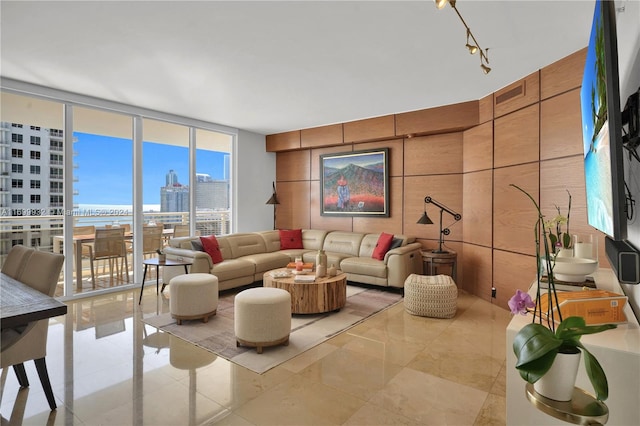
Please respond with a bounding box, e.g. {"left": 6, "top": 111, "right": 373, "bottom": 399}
{"left": 266, "top": 130, "right": 301, "bottom": 152}
{"left": 404, "top": 174, "right": 463, "bottom": 245}
{"left": 463, "top": 122, "right": 493, "bottom": 173}
{"left": 310, "top": 145, "right": 353, "bottom": 181}
{"left": 493, "top": 250, "right": 535, "bottom": 308}
{"left": 395, "top": 101, "right": 479, "bottom": 136}
{"left": 461, "top": 243, "right": 493, "bottom": 299}
{"left": 494, "top": 72, "right": 540, "bottom": 118}
{"left": 479, "top": 94, "right": 494, "bottom": 124}
{"left": 540, "top": 48, "right": 586, "bottom": 100}
{"left": 275, "top": 181, "right": 311, "bottom": 230}
{"left": 463, "top": 170, "right": 493, "bottom": 247}
{"left": 403, "top": 133, "right": 463, "bottom": 176}
{"left": 540, "top": 89, "right": 583, "bottom": 160}
{"left": 301, "top": 124, "right": 343, "bottom": 148}
{"left": 343, "top": 115, "right": 395, "bottom": 143}
{"left": 353, "top": 176, "right": 404, "bottom": 235}
{"left": 493, "top": 163, "right": 539, "bottom": 255}
{"left": 309, "top": 180, "right": 353, "bottom": 231}
{"left": 276, "top": 150, "right": 311, "bottom": 181}
{"left": 356, "top": 139, "right": 404, "bottom": 177}
{"left": 494, "top": 104, "right": 540, "bottom": 168}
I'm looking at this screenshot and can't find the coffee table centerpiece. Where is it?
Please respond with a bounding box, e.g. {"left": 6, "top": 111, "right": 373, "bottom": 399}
{"left": 263, "top": 267, "right": 347, "bottom": 314}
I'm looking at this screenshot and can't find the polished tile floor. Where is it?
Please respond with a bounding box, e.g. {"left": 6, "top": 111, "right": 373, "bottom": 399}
{"left": 1, "top": 285, "right": 511, "bottom": 425}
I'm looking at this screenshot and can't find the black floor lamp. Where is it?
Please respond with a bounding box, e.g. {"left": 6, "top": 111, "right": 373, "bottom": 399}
{"left": 265, "top": 181, "right": 280, "bottom": 230}
{"left": 417, "top": 196, "right": 462, "bottom": 253}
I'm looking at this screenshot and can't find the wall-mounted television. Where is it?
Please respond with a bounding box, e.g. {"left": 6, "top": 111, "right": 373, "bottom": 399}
{"left": 580, "top": 0, "right": 627, "bottom": 241}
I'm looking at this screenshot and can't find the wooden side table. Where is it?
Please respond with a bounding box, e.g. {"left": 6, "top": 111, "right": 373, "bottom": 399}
{"left": 138, "top": 258, "right": 192, "bottom": 304}
{"left": 421, "top": 250, "right": 457, "bottom": 282}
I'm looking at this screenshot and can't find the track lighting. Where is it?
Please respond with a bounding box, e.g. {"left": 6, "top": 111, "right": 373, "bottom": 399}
{"left": 465, "top": 30, "right": 478, "bottom": 54}
{"left": 434, "top": 0, "right": 492, "bottom": 75}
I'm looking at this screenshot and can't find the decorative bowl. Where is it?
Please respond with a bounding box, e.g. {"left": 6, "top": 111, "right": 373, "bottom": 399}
{"left": 548, "top": 257, "right": 598, "bottom": 282}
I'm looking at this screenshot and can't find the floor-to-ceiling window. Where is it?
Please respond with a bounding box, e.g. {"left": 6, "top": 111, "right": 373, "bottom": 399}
{"left": 72, "top": 107, "right": 133, "bottom": 294}
{"left": 1, "top": 86, "right": 237, "bottom": 300}
{"left": 195, "top": 128, "right": 232, "bottom": 235}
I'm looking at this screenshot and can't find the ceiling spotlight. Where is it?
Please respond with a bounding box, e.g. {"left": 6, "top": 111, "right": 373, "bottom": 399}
{"left": 434, "top": 0, "right": 492, "bottom": 75}
{"left": 434, "top": 0, "right": 453, "bottom": 10}
{"left": 465, "top": 30, "right": 478, "bottom": 54}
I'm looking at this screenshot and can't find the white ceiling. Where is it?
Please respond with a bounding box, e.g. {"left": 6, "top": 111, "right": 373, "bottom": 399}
{"left": 0, "top": 1, "right": 597, "bottom": 136}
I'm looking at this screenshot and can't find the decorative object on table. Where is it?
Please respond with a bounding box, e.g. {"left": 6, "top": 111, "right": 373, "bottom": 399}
{"left": 315, "top": 249, "right": 327, "bottom": 277}
{"left": 509, "top": 184, "right": 617, "bottom": 402}
{"left": 156, "top": 249, "right": 166, "bottom": 263}
{"left": 319, "top": 148, "right": 389, "bottom": 217}
{"left": 265, "top": 181, "right": 280, "bottom": 230}
{"left": 416, "top": 196, "right": 462, "bottom": 253}
{"left": 545, "top": 189, "right": 572, "bottom": 256}
{"left": 328, "top": 264, "right": 337, "bottom": 277}
{"left": 294, "top": 256, "right": 303, "bottom": 272}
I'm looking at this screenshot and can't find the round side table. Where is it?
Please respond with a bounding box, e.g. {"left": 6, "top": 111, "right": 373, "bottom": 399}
{"left": 421, "top": 250, "right": 457, "bottom": 281}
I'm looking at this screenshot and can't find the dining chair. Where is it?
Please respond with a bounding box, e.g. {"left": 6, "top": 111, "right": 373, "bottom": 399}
{"left": 1, "top": 245, "right": 33, "bottom": 279}
{"left": 173, "top": 224, "right": 191, "bottom": 238}
{"left": 0, "top": 250, "right": 64, "bottom": 410}
{"left": 142, "top": 225, "right": 164, "bottom": 258}
{"left": 90, "top": 227, "right": 129, "bottom": 287}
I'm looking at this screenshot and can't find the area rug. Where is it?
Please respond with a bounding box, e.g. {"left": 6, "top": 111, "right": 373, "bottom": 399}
{"left": 143, "top": 285, "right": 403, "bottom": 374}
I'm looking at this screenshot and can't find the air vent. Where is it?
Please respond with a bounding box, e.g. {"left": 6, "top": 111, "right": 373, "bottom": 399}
{"left": 496, "top": 83, "right": 525, "bottom": 105}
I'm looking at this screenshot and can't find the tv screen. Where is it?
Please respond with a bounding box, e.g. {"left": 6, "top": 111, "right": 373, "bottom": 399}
{"left": 581, "top": 0, "right": 627, "bottom": 240}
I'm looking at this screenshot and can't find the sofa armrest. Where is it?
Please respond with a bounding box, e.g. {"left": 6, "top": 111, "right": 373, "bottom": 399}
{"left": 384, "top": 242, "right": 423, "bottom": 287}
{"left": 164, "top": 246, "right": 213, "bottom": 272}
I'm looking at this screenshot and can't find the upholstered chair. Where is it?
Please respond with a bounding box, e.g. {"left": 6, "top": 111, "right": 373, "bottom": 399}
{"left": 1, "top": 245, "right": 34, "bottom": 279}
{"left": 0, "top": 250, "right": 64, "bottom": 410}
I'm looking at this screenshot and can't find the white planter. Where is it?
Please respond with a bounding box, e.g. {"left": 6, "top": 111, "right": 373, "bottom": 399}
{"left": 533, "top": 349, "right": 581, "bottom": 401}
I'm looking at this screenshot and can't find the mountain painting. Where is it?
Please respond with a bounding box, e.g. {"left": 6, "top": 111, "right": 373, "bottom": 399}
{"left": 320, "top": 149, "right": 389, "bottom": 217}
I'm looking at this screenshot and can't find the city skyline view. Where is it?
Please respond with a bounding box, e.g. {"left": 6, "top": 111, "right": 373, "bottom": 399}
{"left": 74, "top": 132, "right": 228, "bottom": 208}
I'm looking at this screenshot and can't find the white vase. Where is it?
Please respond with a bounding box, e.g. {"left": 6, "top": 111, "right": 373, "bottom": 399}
{"left": 533, "top": 349, "right": 581, "bottom": 401}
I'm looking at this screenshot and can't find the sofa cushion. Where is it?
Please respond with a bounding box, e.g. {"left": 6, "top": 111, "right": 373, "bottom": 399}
{"left": 191, "top": 239, "right": 204, "bottom": 251}
{"left": 279, "top": 229, "right": 303, "bottom": 249}
{"left": 323, "top": 231, "right": 364, "bottom": 257}
{"left": 372, "top": 232, "right": 394, "bottom": 260}
{"left": 226, "top": 233, "right": 268, "bottom": 258}
{"left": 210, "top": 258, "right": 256, "bottom": 281}
{"left": 390, "top": 237, "right": 403, "bottom": 250}
{"left": 340, "top": 257, "right": 387, "bottom": 279}
{"left": 200, "top": 235, "right": 224, "bottom": 264}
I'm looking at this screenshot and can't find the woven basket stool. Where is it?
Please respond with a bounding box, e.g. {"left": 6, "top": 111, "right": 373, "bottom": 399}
{"left": 234, "top": 287, "right": 291, "bottom": 354}
{"left": 404, "top": 273, "right": 457, "bottom": 319}
{"left": 169, "top": 273, "right": 219, "bottom": 325}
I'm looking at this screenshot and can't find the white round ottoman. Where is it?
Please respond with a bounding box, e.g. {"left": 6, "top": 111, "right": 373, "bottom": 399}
{"left": 169, "top": 273, "right": 219, "bottom": 325}
{"left": 404, "top": 274, "right": 457, "bottom": 319}
{"left": 234, "top": 287, "right": 291, "bottom": 354}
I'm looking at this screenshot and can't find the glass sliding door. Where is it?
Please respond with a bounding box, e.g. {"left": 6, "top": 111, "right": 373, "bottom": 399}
{"left": 142, "top": 118, "right": 189, "bottom": 248}
{"left": 0, "top": 92, "right": 65, "bottom": 296}
{"left": 195, "top": 129, "right": 232, "bottom": 236}
{"left": 73, "top": 107, "right": 132, "bottom": 294}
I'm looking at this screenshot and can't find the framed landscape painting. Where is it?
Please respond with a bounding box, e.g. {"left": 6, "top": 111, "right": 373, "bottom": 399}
{"left": 320, "top": 148, "right": 389, "bottom": 217}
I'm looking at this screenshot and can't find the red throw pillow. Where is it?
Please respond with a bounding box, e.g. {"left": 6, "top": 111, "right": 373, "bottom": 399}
{"left": 200, "top": 235, "right": 224, "bottom": 264}
{"left": 279, "top": 229, "right": 303, "bottom": 249}
{"left": 372, "top": 232, "right": 394, "bottom": 260}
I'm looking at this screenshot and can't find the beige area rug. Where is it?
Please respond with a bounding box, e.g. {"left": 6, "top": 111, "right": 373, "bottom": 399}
{"left": 143, "top": 285, "right": 403, "bottom": 374}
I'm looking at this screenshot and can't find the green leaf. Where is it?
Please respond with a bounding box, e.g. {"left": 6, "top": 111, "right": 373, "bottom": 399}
{"left": 513, "top": 324, "right": 563, "bottom": 383}
{"left": 562, "top": 232, "right": 571, "bottom": 249}
{"left": 548, "top": 234, "right": 558, "bottom": 249}
{"left": 577, "top": 343, "right": 609, "bottom": 401}
{"left": 556, "top": 317, "right": 617, "bottom": 341}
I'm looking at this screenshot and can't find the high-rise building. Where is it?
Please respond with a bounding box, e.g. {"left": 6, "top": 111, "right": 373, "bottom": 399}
{"left": 1, "top": 121, "right": 65, "bottom": 252}
{"left": 166, "top": 169, "right": 178, "bottom": 186}
{"left": 160, "top": 169, "right": 189, "bottom": 212}
{"left": 195, "top": 173, "right": 228, "bottom": 210}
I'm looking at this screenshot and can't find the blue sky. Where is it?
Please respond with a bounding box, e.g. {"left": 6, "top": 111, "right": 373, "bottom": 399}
{"left": 73, "top": 132, "right": 227, "bottom": 205}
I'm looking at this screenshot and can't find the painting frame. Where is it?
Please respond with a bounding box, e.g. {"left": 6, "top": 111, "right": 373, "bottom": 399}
{"left": 320, "top": 148, "right": 390, "bottom": 217}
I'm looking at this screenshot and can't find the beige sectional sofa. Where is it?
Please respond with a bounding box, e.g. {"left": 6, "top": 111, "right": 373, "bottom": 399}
{"left": 162, "top": 229, "right": 423, "bottom": 291}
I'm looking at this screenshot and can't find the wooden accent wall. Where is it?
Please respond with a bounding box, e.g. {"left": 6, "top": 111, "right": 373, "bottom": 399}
{"left": 268, "top": 48, "right": 596, "bottom": 307}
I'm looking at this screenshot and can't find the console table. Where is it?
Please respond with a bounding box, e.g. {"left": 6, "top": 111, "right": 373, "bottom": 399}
{"left": 506, "top": 269, "right": 640, "bottom": 425}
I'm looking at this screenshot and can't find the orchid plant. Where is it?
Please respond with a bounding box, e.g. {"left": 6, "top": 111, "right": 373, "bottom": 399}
{"left": 508, "top": 184, "right": 616, "bottom": 401}
{"left": 545, "top": 190, "right": 572, "bottom": 254}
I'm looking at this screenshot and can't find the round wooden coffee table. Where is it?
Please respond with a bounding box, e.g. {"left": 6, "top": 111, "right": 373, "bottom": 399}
{"left": 263, "top": 268, "right": 347, "bottom": 314}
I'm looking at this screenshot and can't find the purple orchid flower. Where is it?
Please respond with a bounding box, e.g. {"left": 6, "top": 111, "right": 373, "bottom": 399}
{"left": 508, "top": 289, "right": 534, "bottom": 315}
